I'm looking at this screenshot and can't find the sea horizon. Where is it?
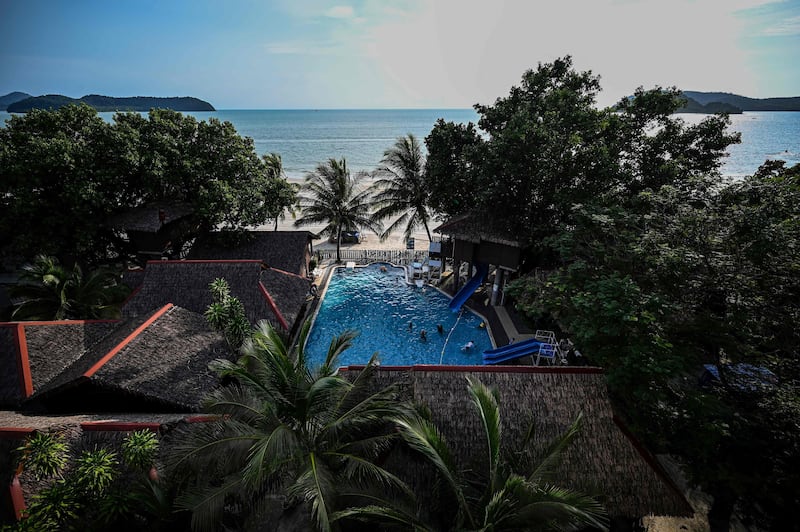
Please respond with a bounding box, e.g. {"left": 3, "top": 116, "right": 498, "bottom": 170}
{"left": 1, "top": 108, "right": 798, "bottom": 178}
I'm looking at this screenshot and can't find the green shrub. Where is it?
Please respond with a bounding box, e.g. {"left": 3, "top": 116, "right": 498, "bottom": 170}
{"left": 121, "top": 430, "right": 159, "bottom": 471}
{"left": 16, "top": 432, "right": 67, "bottom": 480}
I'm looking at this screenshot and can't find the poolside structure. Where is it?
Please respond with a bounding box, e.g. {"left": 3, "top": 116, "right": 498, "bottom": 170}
{"left": 188, "top": 230, "right": 315, "bottom": 277}
{"left": 339, "top": 365, "right": 693, "bottom": 525}
{"left": 106, "top": 201, "right": 197, "bottom": 261}
{"left": 434, "top": 213, "right": 523, "bottom": 306}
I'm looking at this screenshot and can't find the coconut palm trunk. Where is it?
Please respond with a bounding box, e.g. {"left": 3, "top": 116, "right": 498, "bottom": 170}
{"left": 294, "top": 158, "right": 381, "bottom": 263}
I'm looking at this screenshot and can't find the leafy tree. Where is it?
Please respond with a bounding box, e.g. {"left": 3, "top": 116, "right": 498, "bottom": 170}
{"left": 424, "top": 56, "right": 739, "bottom": 245}
{"left": 10, "top": 255, "right": 129, "bottom": 321}
{"left": 370, "top": 134, "right": 434, "bottom": 241}
{"left": 341, "top": 377, "right": 608, "bottom": 531}
{"left": 294, "top": 158, "right": 381, "bottom": 262}
{"left": 0, "top": 105, "right": 294, "bottom": 266}
{"left": 169, "top": 320, "right": 411, "bottom": 532}
{"left": 424, "top": 119, "right": 485, "bottom": 219}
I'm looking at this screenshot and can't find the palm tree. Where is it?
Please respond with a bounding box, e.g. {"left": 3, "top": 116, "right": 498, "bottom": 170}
{"left": 370, "top": 134, "right": 434, "bottom": 242}
{"left": 10, "top": 255, "right": 129, "bottom": 320}
{"left": 169, "top": 320, "right": 411, "bottom": 532}
{"left": 294, "top": 158, "right": 381, "bottom": 262}
{"left": 340, "top": 376, "right": 609, "bottom": 531}
{"left": 262, "top": 153, "right": 299, "bottom": 231}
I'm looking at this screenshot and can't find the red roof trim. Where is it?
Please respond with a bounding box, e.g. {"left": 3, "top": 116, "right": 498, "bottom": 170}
{"left": 120, "top": 284, "right": 142, "bottom": 308}
{"left": 9, "top": 475, "right": 25, "bottom": 520}
{"left": 0, "top": 427, "right": 34, "bottom": 439}
{"left": 339, "top": 364, "right": 605, "bottom": 374}
{"left": 258, "top": 282, "right": 289, "bottom": 330}
{"left": 83, "top": 304, "right": 174, "bottom": 378}
{"left": 146, "top": 259, "right": 263, "bottom": 265}
{"left": 15, "top": 325, "right": 33, "bottom": 397}
{"left": 81, "top": 421, "right": 160, "bottom": 433}
{"left": 267, "top": 266, "right": 309, "bottom": 281}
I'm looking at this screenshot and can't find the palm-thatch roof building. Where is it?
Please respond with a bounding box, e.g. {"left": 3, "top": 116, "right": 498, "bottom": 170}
{"left": 339, "top": 365, "right": 692, "bottom": 523}
{"left": 434, "top": 213, "right": 524, "bottom": 306}
{"left": 188, "top": 230, "right": 315, "bottom": 277}
{"left": 122, "top": 260, "right": 311, "bottom": 333}
{"left": 0, "top": 305, "right": 229, "bottom": 412}
{"left": 106, "top": 202, "right": 197, "bottom": 261}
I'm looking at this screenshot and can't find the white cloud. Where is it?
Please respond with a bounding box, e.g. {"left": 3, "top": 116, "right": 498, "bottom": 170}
{"left": 325, "top": 5, "right": 355, "bottom": 19}
{"left": 354, "top": 0, "right": 766, "bottom": 107}
{"left": 759, "top": 14, "right": 800, "bottom": 35}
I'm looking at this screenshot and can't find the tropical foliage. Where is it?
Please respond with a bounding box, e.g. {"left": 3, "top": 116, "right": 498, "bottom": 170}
{"left": 0, "top": 104, "right": 295, "bottom": 265}
{"left": 342, "top": 376, "right": 608, "bottom": 531}
{"left": 8, "top": 430, "right": 172, "bottom": 532}
{"left": 204, "top": 277, "right": 251, "bottom": 351}
{"left": 168, "top": 320, "right": 411, "bottom": 532}
{"left": 10, "top": 255, "right": 129, "bottom": 320}
{"left": 294, "top": 158, "right": 381, "bottom": 262}
{"left": 370, "top": 134, "right": 434, "bottom": 241}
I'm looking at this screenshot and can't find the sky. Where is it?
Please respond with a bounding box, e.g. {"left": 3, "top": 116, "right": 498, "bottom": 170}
{"left": 1, "top": 0, "right": 799, "bottom": 109}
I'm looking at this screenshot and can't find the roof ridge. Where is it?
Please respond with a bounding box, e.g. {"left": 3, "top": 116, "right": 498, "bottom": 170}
{"left": 265, "top": 265, "right": 310, "bottom": 280}
{"left": 0, "top": 319, "right": 120, "bottom": 327}
{"left": 258, "top": 281, "right": 289, "bottom": 330}
{"left": 83, "top": 304, "right": 174, "bottom": 378}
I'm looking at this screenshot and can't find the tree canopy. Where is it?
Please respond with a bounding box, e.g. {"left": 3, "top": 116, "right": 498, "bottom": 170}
{"left": 0, "top": 104, "right": 295, "bottom": 266}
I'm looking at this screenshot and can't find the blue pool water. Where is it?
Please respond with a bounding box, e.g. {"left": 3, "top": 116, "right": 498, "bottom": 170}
{"left": 305, "top": 263, "right": 492, "bottom": 368}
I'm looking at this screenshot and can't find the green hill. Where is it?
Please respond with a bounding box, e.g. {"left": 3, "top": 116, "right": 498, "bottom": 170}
{"left": 0, "top": 91, "right": 33, "bottom": 110}
{"left": 675, "top": 95, "right": 742, "bottom": 114}
{"left": 683, "top": 91, "right": 800, "bottom": 112}
{"left": 6, "top": 94, "right": 215, "bottom": 112}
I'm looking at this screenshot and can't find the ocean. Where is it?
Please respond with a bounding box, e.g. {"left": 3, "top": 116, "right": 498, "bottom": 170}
{"left": 1, "top": 109, "right": 798, "bottom": 178}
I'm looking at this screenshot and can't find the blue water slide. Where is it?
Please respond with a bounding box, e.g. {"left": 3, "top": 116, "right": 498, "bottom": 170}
{"left": 482, "top": 338, "right": 543, "bottom": 365}
{"left": 448, "top": 262, "right": 489, "bottom": 312}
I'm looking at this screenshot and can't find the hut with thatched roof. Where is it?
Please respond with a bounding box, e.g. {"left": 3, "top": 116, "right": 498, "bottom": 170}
{"left": 122, "top": 259, "right": 311, "bottom": 333}
{"left": 0, "top": 305, "right": 229, "bottom": 413}
{"left": 188, "top": 230, "right": 315, "bottom": 277}
{"left": 338, "top": 365, "right": 693, "bottom": 524}
{"left": 434, "top": 213, "right": 523, "bottom": 306}
{"left": 106, "top": 202, "right": 197, "bottom": 261}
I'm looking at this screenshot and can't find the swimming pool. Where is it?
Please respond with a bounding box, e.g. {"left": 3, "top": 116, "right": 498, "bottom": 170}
{"left": 305, "top": 263, "right": 492, "bottom": 368}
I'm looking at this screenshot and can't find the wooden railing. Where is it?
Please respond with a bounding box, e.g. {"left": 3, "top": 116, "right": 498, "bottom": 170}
{"left": 315, "top": 249, "right": 431, "bottom": 265}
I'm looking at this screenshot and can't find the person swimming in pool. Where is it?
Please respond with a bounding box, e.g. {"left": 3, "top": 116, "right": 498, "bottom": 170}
{"left": 437, "top": 324, "right": 444, "bottom": 334}
{"left": 420, "top": 329, "right": 427, "bottom": 341}
{"left": 462, "top": 340, "right": 475, "bottom": 351}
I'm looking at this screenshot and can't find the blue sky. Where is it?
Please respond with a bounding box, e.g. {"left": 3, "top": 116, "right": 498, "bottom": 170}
{"left": 2, "top": 0, "right": 799, "bottom": 109}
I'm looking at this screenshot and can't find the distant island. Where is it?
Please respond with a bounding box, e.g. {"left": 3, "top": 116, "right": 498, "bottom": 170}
{"left": 676, "top": 91, "right": 800, "bottom": 114}
{"left": 2, "top": 92, "right": 215, "bottom": 112}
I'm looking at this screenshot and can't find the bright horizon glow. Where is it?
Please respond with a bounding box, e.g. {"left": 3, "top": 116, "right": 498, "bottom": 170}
{"left": 1, "top": 0, "right": 799, "bottom": 109}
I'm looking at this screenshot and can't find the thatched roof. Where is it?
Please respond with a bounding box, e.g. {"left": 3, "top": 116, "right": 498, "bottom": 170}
{"left": 338, "top": 365, "right": 692, "bottom": 519}
{"left": 122, "top": 260, "right": 309, "bottom": 331}
{"left": 0, "top": 306, "right": 228, "bottom": 412}
{"left": 34, "top": 305, "right": 229, "bottom": 412}
{"left": 0, "top": 320, "right": 120, "bottom": 407}
{"left": 107, "top": 202, "right": 194, "bottom": 233}
{"left": 260, "top": 267, "right": 311, "bottom": 331}
{"left": 434, "top": 213, "right": 523, "bottom": 247}
{"left": 188, "top": 231, "right": 313, "bottom": 276}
